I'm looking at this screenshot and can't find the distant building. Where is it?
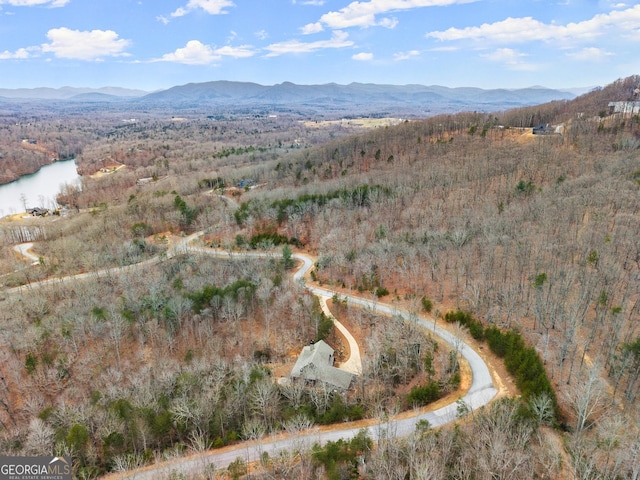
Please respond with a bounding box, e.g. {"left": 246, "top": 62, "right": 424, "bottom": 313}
{"left": 290, "top": 340, "right": 355, "bottom": 390}
{"left": 136, "top": 177, "right": 153, "bottom": 186}
{"left": 236, "top": 179, "right": 256, "bottom": 188}
{"left": 28, "top": 207, "right": 49, "bottom": 217}
{"left": 532, "top": 124, "right": 551, "bottom": 135}
{"left": 532, "top": 124, "right": 564, "bottom": 135}
{"left": 608, "top": 101, "right": 640, "bottom": 115}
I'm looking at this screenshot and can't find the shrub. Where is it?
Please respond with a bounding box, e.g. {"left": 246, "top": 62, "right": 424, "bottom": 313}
{"left": 312, "top": 430, "right": 371, "bottom": 480}
{"left": 421, "top": 296, "right": 433, "bottom": 313}
{"left": 406, "top": 380, "right": 441, "bottom": 407}
{"left": 515, "top": 180, "right": 536, "bottom": 195}
{"left": 227, "top": 458, "right": 247, "bottom": 480}
{"left": 25, "top": 353, "right": 38, "bottom": 374}
{"left": 375, "top": 286, "right": 389, "bottom": 298}
{"left": 484, "top": 326, "right": 558, "bottom": 416}
{"left": 315, "top": 312, "right": 334, "bottom": 342}
{"left": 444, "top": 310, "right": 484, "bottom": 340}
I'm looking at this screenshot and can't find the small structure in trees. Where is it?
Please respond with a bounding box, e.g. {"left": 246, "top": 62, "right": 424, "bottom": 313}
{"left": 532, "top": 124, "right": 552, "bottom": 135}
{"left": 290, "top": 340, "right": 354, "bottom": 390}
{"left": 236, "top": 179, "right": 256, "bottom": 189}
{"left": 27, "top": 207, "right": 49, "bottom": 217}
{"left": 608, "top": 101, "right": 640, "bottom": 116}
{"left": 532, "top": 124, "right": 563, "bottom": 135}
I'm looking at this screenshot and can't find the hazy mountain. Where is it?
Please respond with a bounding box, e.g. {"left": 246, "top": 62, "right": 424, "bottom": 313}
{"left": 0, "top": 81, "right": 578, "bottom": 116}
{"left": 68, "top": 92, "right": 126, "bottom": 102}
{"left": 559, "top": 86, "right": 597, "bottom": 96}
{"left": 139, "top": 81, "right": 576, "bottom": 115}
{"left": 0, "top": 86, "right": 148, "bottom": 99}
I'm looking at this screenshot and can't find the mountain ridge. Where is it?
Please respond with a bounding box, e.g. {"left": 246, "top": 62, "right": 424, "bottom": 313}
{"left": 0, "top": 81, "right": 590, "bottom": 116}
{"left": 136, "top": 80, "right": 577, "bottom": 116}
{"left": 0, "top": 86, "right": 149, "bottom": 99}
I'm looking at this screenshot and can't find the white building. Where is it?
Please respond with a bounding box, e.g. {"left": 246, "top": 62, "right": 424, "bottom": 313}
{"left": 608, "top": 101, "right": 640, "bottom": 115}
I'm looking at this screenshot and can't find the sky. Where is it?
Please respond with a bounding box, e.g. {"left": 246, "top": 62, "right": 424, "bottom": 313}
{"left": 0, "top": 0, "right": 639, "bottom": 91}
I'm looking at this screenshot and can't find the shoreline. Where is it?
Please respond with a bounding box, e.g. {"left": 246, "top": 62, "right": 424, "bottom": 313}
{"left": 0, "top": 158, "right": 80, "bottom": 219}
{"left": 0, "top": 157, "right": 77, "bottom": 187}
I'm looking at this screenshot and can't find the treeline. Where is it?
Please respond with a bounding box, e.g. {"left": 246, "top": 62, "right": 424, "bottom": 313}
{"left": 444, "top": 310, "right": 559, "bottom": 419}
{"left": 234, "top": 183, "right": 393, "bottom": 227}
{"left": 270, "top": 184, "right": 393, "bottom": 224}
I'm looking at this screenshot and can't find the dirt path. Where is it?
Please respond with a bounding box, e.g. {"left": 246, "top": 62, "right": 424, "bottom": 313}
{"left": 13, "top": 242, "right": 40, "bottom": 265}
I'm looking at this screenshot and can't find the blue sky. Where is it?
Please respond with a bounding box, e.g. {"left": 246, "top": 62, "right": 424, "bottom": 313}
{"left": 0, "top": 0, "right": 639, "bottom": 91}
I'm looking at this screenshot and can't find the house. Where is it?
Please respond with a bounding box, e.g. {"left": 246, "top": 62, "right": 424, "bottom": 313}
{"left": 28, "top": 207, "right": 49, "bottom": 217}
{"left": 236, "top": 179, "right": 256, "bottom": 189}
{"left": 532, "top": 124, "right": 551, "bottom": 135}
{"left": 290, "top": 340, "right": 355, "bottom": 390}
{"left": 136, "top": 177, "right": 153, "bottom": 186}
{"left": 608, "top": 101, "right": 640, "bottom": 116}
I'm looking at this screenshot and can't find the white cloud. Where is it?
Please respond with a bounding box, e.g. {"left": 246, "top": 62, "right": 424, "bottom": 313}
{"left": 156, "top": 40, "right": 256, "bottom": 64}
{"left": 255, "top": 30, "right": 269, "bottom": 40}
{"left": 378, "top": 16, "right": 398, "bottom": 28}
{"left": 171, "top": 0, "right": 234, "bottom": 17}
{"left": 429, "top": 45, "right": 458, "bottom": 52}
{"left": 301, "top": 22, "right": 324, "bottom": 34}
{"left": 427, "top": 4, "right": 640, "bottom": 43}
{"left": 265, "top": 30, "right": 354, "bottom": 57}
{"left": 566, "top": 47, "right": 615, "bottom": 61}
{"left": 393, "top": 49, "right": 421, "bottom": 60}
{"left": 0, "top": 0, "right": 69, "bottom": 6}
{"left": 481, "top": 48, "right": 537, "bottom": 71}
{"left": 317, "top": 0, "right": 477, "bottom": 29}
{"left": 157, "top": 40, "right": 220, "bottom": 65}
{"left": 215, "top": 45, "right": 256, "bottom": 58}
{"left": 428, "top": 17, "right": 549, "bottom": 42}
{"left": 0, "top": 47, "right": 33, "bottom": 59}
{"left": 352, "top": 52, "right": 373, "bottom": 60}
{"left": 481, "top": 48, "right": 525, "bottom": 62}
{"left": 41, "top": 28, "right": 130, "bottom": 60}
{"left": 600, "top": 1, "right": 630, "bottom": 9}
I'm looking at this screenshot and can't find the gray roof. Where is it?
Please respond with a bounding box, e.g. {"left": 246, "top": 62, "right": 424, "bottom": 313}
{"left": 290, "top": 340, "right": 354, "bottom": 390}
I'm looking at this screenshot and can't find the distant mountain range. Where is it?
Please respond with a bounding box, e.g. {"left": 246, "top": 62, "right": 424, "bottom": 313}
{"left": 0, "top": 86, "right": 148, "bottom": 100}
{"left": 0, "top": 81, "right": 585, "bottom": 116}
{"left": 139, "top": 81, "right": 578, "bottom": 115}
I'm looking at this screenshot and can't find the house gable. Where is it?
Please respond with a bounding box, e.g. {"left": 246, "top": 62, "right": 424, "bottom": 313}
{"left": 290, "top": 340, "right": 355, "bottom": 390}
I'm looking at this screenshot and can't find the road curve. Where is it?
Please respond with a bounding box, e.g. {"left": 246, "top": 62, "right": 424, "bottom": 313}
{"left": 102, "top": 248, "right": 497, "bottom": 480}
{"left": 13, "top": 243, "right": 40, "bottom": 265}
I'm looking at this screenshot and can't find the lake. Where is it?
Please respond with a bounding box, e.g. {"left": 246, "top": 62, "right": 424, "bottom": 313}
{"left": 0, "top": 159, "right": 81, "bottom": 218}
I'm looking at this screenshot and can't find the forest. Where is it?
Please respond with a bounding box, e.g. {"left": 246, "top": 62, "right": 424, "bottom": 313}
{"left": 0, "top": 75, "right": 639, "bottom": 479}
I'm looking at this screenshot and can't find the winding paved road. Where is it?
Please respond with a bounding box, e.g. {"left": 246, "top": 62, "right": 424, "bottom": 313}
{"left": 104, "top": 246, "right": 497, "bottom": 479}
{"left": 6, "top": 237, "right": 498, "bottom": 479}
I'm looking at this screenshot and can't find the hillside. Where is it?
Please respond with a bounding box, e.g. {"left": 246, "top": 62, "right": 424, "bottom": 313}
{"left": 0, "top": 75, "right": 638, "bottom": 478}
